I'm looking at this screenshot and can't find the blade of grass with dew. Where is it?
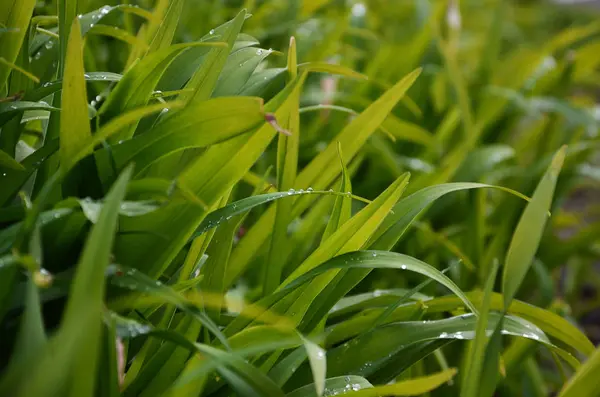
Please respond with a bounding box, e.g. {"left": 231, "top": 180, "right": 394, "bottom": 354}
{"left": 300, "top": 335, "right": 327, "bottom": 397}
{"left": 287, "top": 375, "right": 373, "bottom": 397}
{"left": 461, "top": 260, "right": 500, "bottom": 397}
{"left": 226, "top": 68, "right": 422, "bottom": 289}
{"left": 325, "top": 291, "right": 592, "bottom": 357}
{"left": 98, "top": 42, "right": 226, "bottom": 143}
{"left": 9, "top": 166, "right": 132, "bottom": 397}
{"left": 146, "top": 0, "right": 183, "bottom": 54}
{"left": 264, "top": 36, "right": 299, "bottom": 295}
{"left": 339, "top": 369, "right": 457, "bottom": 397}
{"left": 0, "top": 101, "right": 59, "bottom": 127}
{"left": 113, "top": 73, "right": 306, "bottom": 279}
{"left": 239, "top": 67, "right": 287, "bottom": 96}
{"left": 328, "top": 288, "right": 431, "bottom": 319}
{"left": 321, "top": 142, "right": 353, "bottom": 242}
{"left": 288, "top": 313, "right": 549, "bottom": 388}
{"left": 282, "top": 250, "right": 476, "bottom": 316}
{"left": 181, "top": 9, "right": 247, "bottom": 103}
{"left": 108, "top": 266, "right": 229, "bottom": 349}
{"left": 212, "top": 47, "right": 275, "bottom": 97}
{"left": 23, "top": 72, "right": 122, "bottom": 102}
{"left": 275, "top": 174, "right": 411, "bottom": 333}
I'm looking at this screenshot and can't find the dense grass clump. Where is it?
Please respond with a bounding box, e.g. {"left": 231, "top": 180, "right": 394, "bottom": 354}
{"left": 0, "top": 0, "right": 599, "bottom": 396}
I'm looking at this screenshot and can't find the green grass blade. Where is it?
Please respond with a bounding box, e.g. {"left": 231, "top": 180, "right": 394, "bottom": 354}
{"left": 282, "top": 250, "right": 477, "bottom": 315}
{"left": 461, "top": 260, "right": 500, "bottom": 397}
{"left": 286, "top": 376, "right": 373, "bottom": 397}
{"left": 559, "top": 345, "right": 600, "bottom": 397}
{"left": 321, "top": 143, "right": 352, "bottom": 242}
{"left": 301, "top": 335, "right": 327, "bottom": 397}
{"left": 264, "top": 36, "right": 300, "bottom": 294}
{"left": 502, "top": 146, "right": 566, "bottom": 308}
{"left": 59, "top": 18, "right": 91, "bottom": 168}
{"left": 369, "top": 182, "right": 532, "bottom": 251}
{"left": 228, "top": 68, "right": 421, "bottom": 289}
{"left": 0, "top": 148, "right": 25, "bottom": 170}
{"left": 109, "top": 266, "right": 230, "bottom": 349}
{"left": 297, "top": 62, "right": 368, "bottom": 80}
{"left": 0, "top": 0, "right": 36, "bottom": 92}
{"left": 326, "top": 292, "right": 592, "bottom": 358}
{"left": 62, "top": 165, "right": 133, "bottom": 397}
{"left": 98, "top": 42, "right": 223, "bottom": 143}
{"left": 101, "top": 96, "right": 265, "bottom": 175}
{"left": 343, "top": 369, "right": 457, "bottom": 397}
{"left": 146, "top": 0, "right": 183, "bottom": 54}
{"left": 182, "top": 9, "right": 246, "bottom": 103}
{"left": 0, "top": 101, "right": 59, "bottom": 127}
{"left": 0, "top": 277, "right": 47, "bottom": 394}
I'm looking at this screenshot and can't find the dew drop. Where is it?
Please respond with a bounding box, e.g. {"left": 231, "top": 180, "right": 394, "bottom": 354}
{"left": 288, "top": 188, "right": 295, "bottom": 195}
{"left": 209, "top": 29, "right": 215, "bottom": 35}
{"left": 256, "top": 49, "right": 263, "bottom": 55}
{"left": 307, "top": 187, "right": 314, "bottom": 192}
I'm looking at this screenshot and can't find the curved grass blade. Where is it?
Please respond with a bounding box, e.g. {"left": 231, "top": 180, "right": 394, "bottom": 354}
{"left": 289, "top": 313, "right": 551, "bottom": 390}
{"left": 0, "top": 101, "right": 59, "bottom": 127}
{"left": 286, "top": 376, "right": 373, "bottom": 397}
{"left": 212, "top": 47, "right": 275, "bottom": 97}
{"left": 23, "top": 72, "right": 122, "bottom": 102}
{"left": 191, "top": 190, "right": 368, "bottom": 240}
{"left": 344, "top": 369, "right": 457, "bottom": 397}
{"left": 181, "top": 9, "right": 247, "bottom": 103}
{"left": 325, "top": 292, "right": 593, "bottom": 357}
{"left": 368, "top": 182, "right": 533, "bottom": 251}
{"left": 281, "top": 250, "right": 477, "bottom": 315}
